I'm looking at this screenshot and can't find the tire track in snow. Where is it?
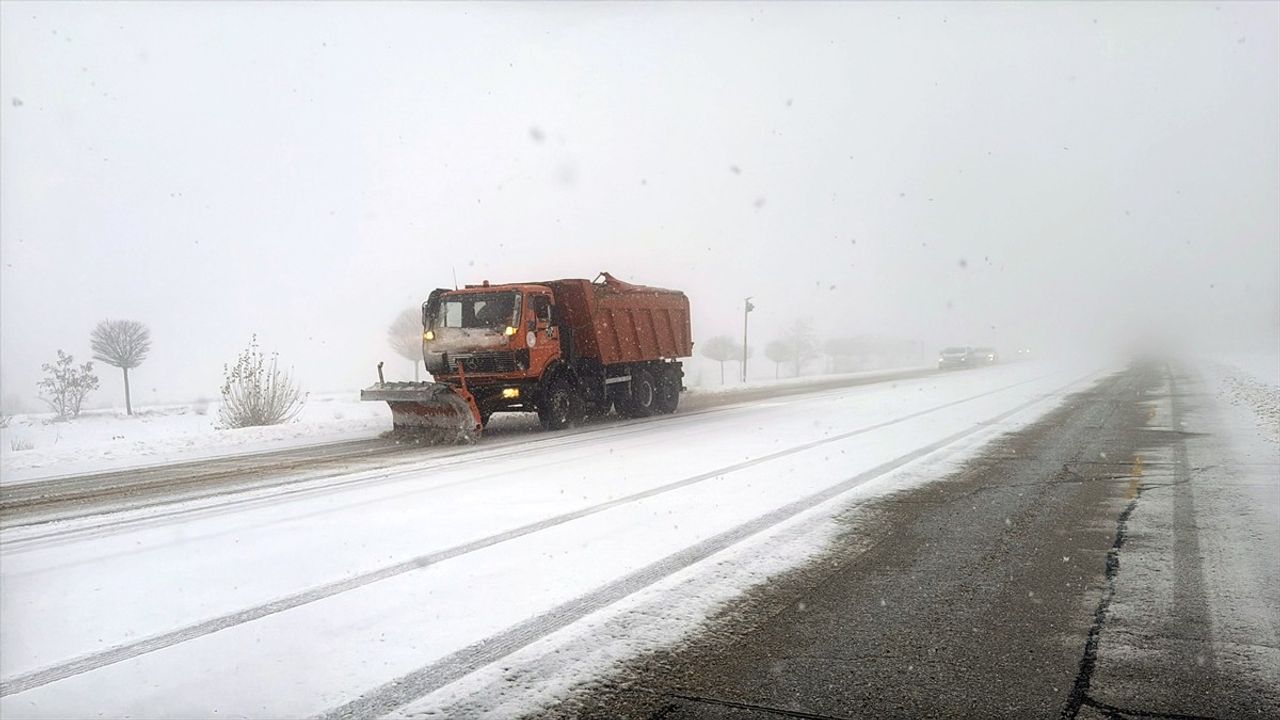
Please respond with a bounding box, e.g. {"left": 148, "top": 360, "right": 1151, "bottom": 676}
{"left": 2, "top": 394, "right": 822, "bottom": 546}
{"left": 2, "top": 368, "right": 940, "bottom": 530}
{"left": 3, "top": 369, "right": 942, "bottom": 542}
{"left": 0, "top": 369, "right": 1083, "bottom": 699}
{"left": 317, "top": 371, "right": 1102, "bottom": 720}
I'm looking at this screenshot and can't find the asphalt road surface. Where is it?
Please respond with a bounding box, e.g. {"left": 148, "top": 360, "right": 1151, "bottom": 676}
{"left": 548, "top": 361, "right": 1280, "bottom": 720}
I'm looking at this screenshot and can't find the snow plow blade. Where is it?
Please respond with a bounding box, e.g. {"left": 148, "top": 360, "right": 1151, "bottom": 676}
{"left": 361, "top": 382, "right": 482, "bottom": 444}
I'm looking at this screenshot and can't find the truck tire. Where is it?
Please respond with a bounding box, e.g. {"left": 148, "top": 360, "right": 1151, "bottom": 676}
{"left": 655, "top": 366, "right": 681, "bottom": 414}
{"left": 538, "top": 381, "right": 584, "bottom": 431}
{"left": 620, "top": 368, "right": 658, "bottom": 418}
{"left": 583, "top": 398, "right": 612, "bottom": 421}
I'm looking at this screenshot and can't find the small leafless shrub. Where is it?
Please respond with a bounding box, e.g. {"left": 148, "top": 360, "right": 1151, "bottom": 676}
{"left": 10, "top": 437, "right": 34, "bottom": 452}
{"left": 38, "top": 350, "right": 100, "bottom": 420}
{"left": 218, "top": 335, "right": 307, "bottom": 429}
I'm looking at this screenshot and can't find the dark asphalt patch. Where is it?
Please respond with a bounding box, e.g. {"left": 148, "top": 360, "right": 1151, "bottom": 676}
{"left": 544, "top": 362, "right": 1269, "bottom": 720}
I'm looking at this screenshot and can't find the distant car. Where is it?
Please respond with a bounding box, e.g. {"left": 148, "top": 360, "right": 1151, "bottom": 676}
{"left": 937, "top": 346, "right": 974, "bottom": 370}
{"left": 974, "top": 347, "right": 999, "bottom": 365}
{"left": 1015, "top": 347, "right": 1033, "bottom": 359}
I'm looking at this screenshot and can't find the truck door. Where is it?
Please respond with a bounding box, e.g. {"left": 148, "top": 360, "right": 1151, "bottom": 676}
{"left": 527, "top": 292, "right": 560, "bottom": 374}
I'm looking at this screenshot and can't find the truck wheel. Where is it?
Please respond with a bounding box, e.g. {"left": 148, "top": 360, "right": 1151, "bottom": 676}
{"left": 538, "top": 382, "right": 584, "bottom": 431}
{"left": 621, "top": 368, "right": 658, "bottom": 418}
{"left": 655, "top": 367, "right": 681, "bottom": 414}
{"left": 583, "top": 399, "right": 612, "bottom": 421}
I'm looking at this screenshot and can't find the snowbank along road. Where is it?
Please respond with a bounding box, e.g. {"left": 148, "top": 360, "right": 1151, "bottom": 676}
{"left": 9, "top": 361, "right": 1268, "bottom": 719}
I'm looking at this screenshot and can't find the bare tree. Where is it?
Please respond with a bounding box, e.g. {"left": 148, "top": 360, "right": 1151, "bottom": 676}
{"left": 90, "top": 319, "right": 151, "bottom": 415}
{"left": 218, "top": 335, "right": 307, "bottom": 428}
{"left": 38, "top": 350, "right": 99, "bottom": 420}
{"left": 765, "top": 339, "right": 793, "bottom": 379}
{"left": 785, "top": 320, "right": 819, "bottom": 377}
{"left": 388, "top": 308, "right": 424, "bottom": 380}
{"left": 701, "top": 335, "right": 737, "bottom": 384}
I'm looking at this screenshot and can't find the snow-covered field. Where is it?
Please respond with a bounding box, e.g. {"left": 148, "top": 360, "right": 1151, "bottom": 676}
{"left": 0, "top": 393, "right": 392, "bottom": 485}
{"left": 0, "top": 361, "right": 1101, "bottom": 719}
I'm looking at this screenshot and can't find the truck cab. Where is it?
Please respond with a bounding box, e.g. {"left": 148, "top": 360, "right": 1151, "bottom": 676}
{"left": 422, "top": 283, "right": 561, "bottom": 419}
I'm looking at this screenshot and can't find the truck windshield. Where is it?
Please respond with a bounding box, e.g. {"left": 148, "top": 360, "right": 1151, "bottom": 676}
{"left": 438, "top": 292, "right": 521, "bottom": 330}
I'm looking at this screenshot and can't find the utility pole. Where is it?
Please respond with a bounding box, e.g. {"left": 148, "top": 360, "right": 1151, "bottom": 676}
{"left": 742, "top": 296, "right": 755, "bottom": 382}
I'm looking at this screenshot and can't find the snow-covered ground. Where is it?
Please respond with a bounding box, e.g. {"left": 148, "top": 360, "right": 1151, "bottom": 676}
{"left": 0, "top": 393, "right": 392, "bottom": 485}
{"left": 0, "top": 366, "right": 932, "bottom": 485}
{"left": 1212, "top": 353, "right": 1280, "bottom": 389}
{"left": 1206, "top": 354, "right": 1279, "bottom": 444}
{"left": 0, "top": 361, "right": 1101, "bottom": 719}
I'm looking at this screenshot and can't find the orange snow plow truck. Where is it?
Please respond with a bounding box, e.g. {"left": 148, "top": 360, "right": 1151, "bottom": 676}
{"left": 362, "top": 272, "right": 693, "bottom": 443}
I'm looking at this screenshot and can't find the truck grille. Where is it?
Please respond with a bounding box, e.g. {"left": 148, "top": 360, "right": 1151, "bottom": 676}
{"left": 443, "top": 351, "right": 526, "bottom": 374}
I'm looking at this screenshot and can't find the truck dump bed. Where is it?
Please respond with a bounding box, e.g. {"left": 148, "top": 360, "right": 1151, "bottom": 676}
{"left": 545, "top": 274, "right": 693, "bottom": 365}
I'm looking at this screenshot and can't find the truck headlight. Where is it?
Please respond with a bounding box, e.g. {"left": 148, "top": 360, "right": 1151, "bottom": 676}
{"left": 502, "top": 387, "right": 520, "bottom": 399}
{"left": 504, "top": 326, "right": 517, "bottom": 336}
{"left": 423, "top": 330, "right": 434, "bottom": 341}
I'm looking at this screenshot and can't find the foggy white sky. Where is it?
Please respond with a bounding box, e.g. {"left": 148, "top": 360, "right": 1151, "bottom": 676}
{"left": 2, "top": 1, "right": 1277, "bottom": 408}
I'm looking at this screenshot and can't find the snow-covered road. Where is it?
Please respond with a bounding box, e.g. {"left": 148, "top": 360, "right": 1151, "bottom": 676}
{"left": 0, "top": 362, "right": 1102, "bottom": 718}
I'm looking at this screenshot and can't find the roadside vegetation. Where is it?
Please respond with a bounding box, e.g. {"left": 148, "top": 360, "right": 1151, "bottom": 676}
{"left": 218, "top": 335, "right": 307, "bottom": 429}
